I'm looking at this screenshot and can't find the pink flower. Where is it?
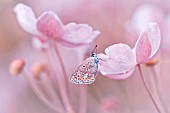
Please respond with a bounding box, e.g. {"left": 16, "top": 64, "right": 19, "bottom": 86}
{"left": 14, "top": 3, "right": 100, "bottom": 48}
{"left": 11, "top": 3, "right": 102, "bottom": 113}
{"left": 98, "top": 23, "right": 161, "bottom": 79}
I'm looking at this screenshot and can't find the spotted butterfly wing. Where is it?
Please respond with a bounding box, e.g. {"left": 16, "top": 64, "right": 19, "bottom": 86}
{"left": 70, "top": 53, "right": 99, "bottom": 84}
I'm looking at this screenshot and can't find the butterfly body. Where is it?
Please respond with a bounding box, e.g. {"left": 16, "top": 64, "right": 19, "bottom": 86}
{"left": 70, "top": 53, "right": 99, "bottom": 84}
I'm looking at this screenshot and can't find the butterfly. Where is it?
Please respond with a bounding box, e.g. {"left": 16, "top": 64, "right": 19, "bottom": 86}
{"left": 70, "top": 46, "right": 99, "bottom": 84}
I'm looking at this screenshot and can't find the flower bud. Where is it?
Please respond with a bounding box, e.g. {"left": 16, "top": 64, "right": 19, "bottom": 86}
{"left": 31, "top": 63, "right": 48, "bottom": 80}
{"left": 9, "top": 58, "right": 25, "bottom": 76}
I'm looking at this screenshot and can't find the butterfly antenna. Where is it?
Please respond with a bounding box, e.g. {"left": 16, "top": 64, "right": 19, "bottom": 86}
{"left": 92, "top": 45, "right": 98, "bottom": 53}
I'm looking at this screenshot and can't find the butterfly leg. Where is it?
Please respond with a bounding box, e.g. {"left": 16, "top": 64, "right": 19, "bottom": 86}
{"left": 99, "top": 58, "right": 106, "bottom": 62}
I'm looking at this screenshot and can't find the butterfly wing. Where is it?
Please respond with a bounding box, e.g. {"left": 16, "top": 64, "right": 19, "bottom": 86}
{"left": 70, "top": 57, "right": 98, "bottom": 84}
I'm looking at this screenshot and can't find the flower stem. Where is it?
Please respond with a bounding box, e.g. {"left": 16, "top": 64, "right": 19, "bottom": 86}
{"left": 22, "top": 70, "right": 64, "bottom": 113}
{"left": 138, "top": 64, "right": 161, "bottom": 113}
{"left": 78, "top": 85, "right": 87, "bottom": 113}
{"left": 150, "top": 66, "right": 169, "bottom": 113}
{"left": 41, "top": 72, "right": 61, "bottom": 105}
{"left": 49, "top": 42, "right": 74, "bottom": 113}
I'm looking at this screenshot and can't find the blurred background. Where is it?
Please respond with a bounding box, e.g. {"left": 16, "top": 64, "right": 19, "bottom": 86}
{"left": 1, "top": 0, "right": 170, "bottom": 59}
{"left": 1, "top": 0, "right": 170, "bottom": 113}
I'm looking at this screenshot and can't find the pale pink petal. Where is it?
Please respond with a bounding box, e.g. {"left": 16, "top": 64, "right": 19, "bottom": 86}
{"left": 135, "top": 23, "right": 160, "bottom": 63}
{"left": 98, "top": 53, "right": 115, "bottom": 74}
{"left": 37, "top": 11, "right": 64, "bottom": 38}
{"left": 147, "top": 23, "right": 161, "bottom": 59}
{"left": 104, "top": 69, "right": 135, "bottom": 80}
{"left": 57, "top": 40, "right": 87, "bottom": 47}
{"left": 60, "top": 23, "right": 100, "bottom": 46}
{"left": 98, "top": 44, "right": 136, "bottom": 76}
{"left": 14, "top": 3, "right": 39, "bottom": 35}
{"left": 135, "top": 30, "right": 152, "bottom": 63}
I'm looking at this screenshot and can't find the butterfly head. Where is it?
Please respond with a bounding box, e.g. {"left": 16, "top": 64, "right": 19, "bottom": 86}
{"left": 91, "top": 52, "right": 97, "bottom": 57}
{"left": 91, "top": 52, "right": 99, "bottom": 64}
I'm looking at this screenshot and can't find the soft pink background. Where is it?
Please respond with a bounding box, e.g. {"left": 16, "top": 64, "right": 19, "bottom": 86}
{"left": 1, "top": 0, "right": 170, "bottom": 113}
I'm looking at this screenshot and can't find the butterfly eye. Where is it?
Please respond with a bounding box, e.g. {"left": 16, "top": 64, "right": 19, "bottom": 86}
{"left": 82, "top": 65, "right": 86, "bottom": 68}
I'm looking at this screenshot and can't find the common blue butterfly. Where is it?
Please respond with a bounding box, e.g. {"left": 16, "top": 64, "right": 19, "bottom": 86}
{"left": 70, "top": 46, "right": 99, "bottom": 84}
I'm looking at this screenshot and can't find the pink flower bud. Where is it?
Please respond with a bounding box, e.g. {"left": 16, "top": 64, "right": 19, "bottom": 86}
{"left": 9, "top": 58, "right": 25, "bottom": 76}
{"left": 31, "top": 63, "right": 48, "bottom": 80}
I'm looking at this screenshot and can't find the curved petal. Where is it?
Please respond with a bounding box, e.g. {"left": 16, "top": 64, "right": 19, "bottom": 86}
{"left": 61, "top": 23, "right": 100, "bottom": 46}
{"left": 14, "top": 3, "right": 39, "bottom": 35}
{"left": 102, "top": 68, "right": 135, "bottom": 80}
{"left": 37, "top": 11, "right": 64, "bottom": 38}
{"left": 135, "top": 23, "right": 160, "bottom": 63}
{"left": 135, "top": 29, "right": 152, "bottom": 63}
{"left": 147, "top": 23, "right": 161, "bottom": 59}
{"left": 57, "top": 40, "right": 89, "bottom": 47}
{"left": 98, "top": 44, "right": 136, "bottom": 76}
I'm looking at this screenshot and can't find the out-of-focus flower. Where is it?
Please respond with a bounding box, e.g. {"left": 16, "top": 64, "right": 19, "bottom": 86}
{"left": 11, "top": 2, "right": 102, "bottom": 113}
{"left": 161, "top": 14, "right": 170, "bottom": 53}
{"left": 14, "top": 3, "right": 100, "bottom": 48}
{"left": 127, "top": 4, "right": 164, "bottom": 34}
{"left": 98, "top": 23, "right": 160, "bottom": 79}
{"left": 100, "top": 97, "right": 121, "bottom": 113}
